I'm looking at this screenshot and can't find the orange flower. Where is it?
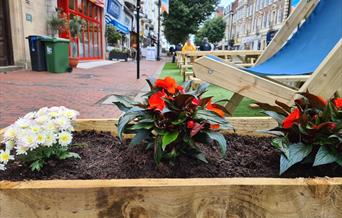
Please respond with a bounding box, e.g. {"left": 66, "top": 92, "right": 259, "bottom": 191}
{"left": 148, "top": 91, "right": 166, "bottom": 111}
{"left": 155, "top": 77, "right": 178, "bottom": 94}
{"left": 210, "top": 124, "right": 220, "bottom": 129}
{"left": 282, "top": 108, "right": 300, "bottom": 129}
{"left": 206, "top": 100, "right": 225, "bottom": 117}
{"left": 334, "top": 98, "right": 342, "bottom": 109}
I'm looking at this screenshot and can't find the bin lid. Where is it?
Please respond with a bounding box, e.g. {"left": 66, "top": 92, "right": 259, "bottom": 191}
{"left": 40, "top": 37, "right": 70, "bottom": 43}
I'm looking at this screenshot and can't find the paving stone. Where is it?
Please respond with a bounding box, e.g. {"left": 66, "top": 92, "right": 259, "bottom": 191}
{"left": 0, "top": 60, "right": 165, "bottom": 128}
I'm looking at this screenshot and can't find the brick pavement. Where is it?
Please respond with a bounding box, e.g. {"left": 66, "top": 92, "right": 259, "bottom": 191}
{"left": 0, "top": 60, "right": 165, "bottom": 128}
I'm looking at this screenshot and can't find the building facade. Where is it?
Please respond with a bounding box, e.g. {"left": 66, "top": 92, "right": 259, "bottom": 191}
{"left": 58, "top": 0, "right": 105, "bottom": 60}
{"left": 224, "top": 0, "right": 290, "bottom": 50}
{"left": 0, "top": 0, "right": 105, "bottom": 69}
{"left": 105, "top": 0, "right": 134, "bottom": 49}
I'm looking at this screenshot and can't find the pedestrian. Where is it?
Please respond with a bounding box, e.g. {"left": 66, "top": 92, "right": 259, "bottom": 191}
{"left": 169, "top": 46, "right": 176, "bottom": 63}
{"left": 182, "top": 39, "right": 196, "bottom": 52}
{"left": 199, "top": 37, "right": 212, "bottom": 51}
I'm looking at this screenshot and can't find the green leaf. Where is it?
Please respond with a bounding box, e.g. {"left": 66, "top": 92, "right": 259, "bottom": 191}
{"left": 182, "top": 80, "right": 192, "bottom": 92}
{"left": 195, "top": 153, "right": 208, "bottom": 163}
{"left": 30, "top": 160, "right": 44, "bottom": 172}
{"left": 313, "top": 145, "right": 337, "bottom": 166}
{"left": 162, "top": 131, "right": 179, "bottom": 150}
{"left": 112, "top": 95, "right": 134, "bottom": 112}
{"left": 196, "top": 110, "right": 232, "bottom": 129}
{"left": 130, "top": 130, "right": 150, "bottom": 147}
{"left": 195, "top": 82, "right": 209, "bottom": 95}
{"left": 206, "top": 131, "right": 227, "bottom": 156}
{"left": 263, "top": 111, "right": 286, "bottom": 125}
{"left": 59, "top": 152, "right": 81, "bottom": 160}
{"left": 154, "top": 137, "right": 163, "bottom": 164}
{"left": 279, "top": 143, "right": 313, "bottom": 175}
{"left": 130, "top": 122, "right": 154, "bottom": 130}
{"left": 272, "top": 137, "right": 289, "bottom": 159}
{"left": 117, "top": 107, "right": 146, "bottom": 141}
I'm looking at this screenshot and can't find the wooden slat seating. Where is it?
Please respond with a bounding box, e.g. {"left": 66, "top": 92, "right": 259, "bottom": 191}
{"left": 179, "top": 50, "right": 262, "bottom": 81}
{"left": 194, "top": 39, "right": 342, "bottom": 114}
{"left": 193, "top": 0, "right": 342, "bottom": 114}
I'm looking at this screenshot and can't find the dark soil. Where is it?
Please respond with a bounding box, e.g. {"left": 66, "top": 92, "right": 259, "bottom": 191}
{"left": 1, "top": 131, "right": 341, "bottom": 181}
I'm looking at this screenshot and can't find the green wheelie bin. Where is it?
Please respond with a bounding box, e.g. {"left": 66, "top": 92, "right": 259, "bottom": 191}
{"left": 41, "top": 37, "right": 70, "bottom": 73}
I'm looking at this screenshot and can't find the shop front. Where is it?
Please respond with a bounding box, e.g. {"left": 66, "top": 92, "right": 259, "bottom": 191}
{"left": 105, "top": 0, "right": 132, "bottom": 48}
{"left": 57, "top": 0, "right": 104, "bottom": 60}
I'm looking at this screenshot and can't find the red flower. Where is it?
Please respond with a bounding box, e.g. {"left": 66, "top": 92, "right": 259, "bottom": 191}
{"left": 155, "top": 77, "right": 178, "bottom": 94}
{"left": 148, "top": 91, "right": 166, "bottom": 111}
{"left": 192, "top": 97, "right": 200, "bottom": 106}
{"left": 282, "top": 108, "right": 301, "bottom": 129}
{"left": 334, "top": 98, "right": 342, "bottom": 109}
{"left": 187, "top": 120, "right": 195, "bottom": 129}
{"left": 210, "top": 124, "right": 220, "bottom": 129}
{"left": 176, "top": 85, "right": 184, "bottom": 93}
{"left": 206, "top": 100, "right": 225, "bottom": 117}
{"left": 328, "top": 122, "right": 337, "bottom": 130}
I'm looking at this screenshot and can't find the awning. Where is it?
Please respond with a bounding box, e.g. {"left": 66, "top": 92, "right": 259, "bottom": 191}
{"left": 89, "top": 0, "right": 104, "bottom": 8}
{"left": 105, "top": 15, "right": 130, "bottom": 34}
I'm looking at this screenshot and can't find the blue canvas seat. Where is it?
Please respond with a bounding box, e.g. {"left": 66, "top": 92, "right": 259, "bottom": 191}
{"left": 193, "top": 0, "right": 342, "bottom": 112}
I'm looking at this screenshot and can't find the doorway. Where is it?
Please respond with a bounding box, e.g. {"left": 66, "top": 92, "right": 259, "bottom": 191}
{"left": 0, "top": 0, "right": 13, "bottom": 66}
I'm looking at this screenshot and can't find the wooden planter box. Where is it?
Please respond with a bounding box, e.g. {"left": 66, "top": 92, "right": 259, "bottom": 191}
{"left": 1, "top": 118, "right": 341, "bottom": 218}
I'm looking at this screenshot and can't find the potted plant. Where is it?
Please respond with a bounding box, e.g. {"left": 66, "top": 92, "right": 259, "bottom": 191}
{"left": 109, "top": 47, "right": 130, "bottom": 61}
{"left": 68, "top": 16, "right": 83, "bottom": 68}
{"left": 48, "top": 9, "right": 67, "bottom": 37}
{"left": 0, "top": 78, "right": 341, "bottom": 217}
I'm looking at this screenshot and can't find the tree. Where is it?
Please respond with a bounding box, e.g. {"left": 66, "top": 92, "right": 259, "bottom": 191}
{"left": 105, "top": 25, "right": 121, "bottom": 46}
{"left": 163, "top": 0, "right": 219, "bottom": 45}
{"left": 195, "top": 16, "right": 226, "bottom": 45}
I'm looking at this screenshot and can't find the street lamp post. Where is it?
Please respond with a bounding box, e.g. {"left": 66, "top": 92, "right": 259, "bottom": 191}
{"left": 156, "top": 0, "right": 161, "bottom": 61}
{"left": 136, "top": 0, "right": 141, "bottom": 79}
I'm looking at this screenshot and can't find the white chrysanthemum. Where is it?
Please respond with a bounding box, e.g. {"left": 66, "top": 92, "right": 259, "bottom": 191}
{"left": 5, "top": 140, "right": 15, "bottom": 150}
{"left": 58, "top": 131, "right": 72, "bottom": 146}
{"left": 36, "top": 107, "right": 48, "bottom": 116}
{"left": 44, "top": 121, "right": 57, "bottom": 132}
{"left": 45, "top": 132, "right": 56, "bottom": 147}
{"left": 0, "top": 164, "right": 5, "bottom": 171}
{"left": 35, "top": 115, "right": 48, "bottom": 124}
{"left": 16, "top": 118, "right": 30, "bottom": 129}
{"left": 22, "top": 133, "right": 38, "bottom": 149}
{"left": 30, "top": 125, "right": 41, "bottom": 134}
{"left": 15, "top": 146, "right": 28, "bottom": 155}
{"left": 0, "top": 150, "right": 14, "bottom": 164}
{"left": 24, "top": 111, "right": 36, "bottom": 119}
{"left": 36, "top": 133, "right": 46, "bottom": 144}
{"left": 63, "top": 109, "right": 79, "bottom": 120}
{"left": 54, "top": 116, "right": 70, "bottom": 130}
{"left": 48, "top": 111, "right": 59, "bottom": 118}
{"left": 3, "top": 126, "right": 16, "bottom": 140}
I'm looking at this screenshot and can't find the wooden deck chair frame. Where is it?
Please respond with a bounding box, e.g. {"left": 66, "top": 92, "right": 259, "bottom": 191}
{"left": 193, "top": 0, "right": 320, "bottom": 84}
{"left": 193, "top": 39, "right": 342, "bottom": 114}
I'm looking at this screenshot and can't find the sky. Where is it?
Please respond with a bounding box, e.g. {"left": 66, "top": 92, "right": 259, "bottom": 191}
{"left": 219, "top": 0, "right": 234, "bottom": 7}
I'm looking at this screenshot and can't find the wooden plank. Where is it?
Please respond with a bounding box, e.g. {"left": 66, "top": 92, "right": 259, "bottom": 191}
{"left": 73, "top": 117, "right": 278, "bottom": 136}
{"left": 224, "top": 93, "right": 244, "bottom": 116}
{"left": 268, "top": 75, "right": 309, "bottom": 82}
{"left": 256, "top": 0, "right": 319, "bottom": 65}
{"left": 194, "top": 56, "right": 297, "bottom": 106}
{"left": 299, "top": 39, "right": 342, "bottom": 99}
{"left": 0, "top": 117, "right": 277, "bottom": 142}
{"left": 0, "top": 178, "right": 341, "bottom": 217}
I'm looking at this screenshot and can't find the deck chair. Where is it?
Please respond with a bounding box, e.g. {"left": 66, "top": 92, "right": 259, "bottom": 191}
{"left": 193, "top": 0, "right": 342, "bottom": 114}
